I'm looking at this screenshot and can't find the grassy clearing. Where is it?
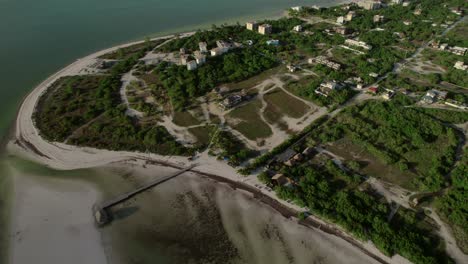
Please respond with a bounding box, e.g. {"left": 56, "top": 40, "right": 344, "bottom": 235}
{"left": 226, "top": 100, "right": 272, "bottom": 140}
{"left": 264, "top": 88, "right": 310, "bottom": 119}
{"left": 225, "top": 66, "right": 283, "bottom": 92}
{"left": 172, "top": 112, "right": 201, "bottom": 127}
{"left": 188, "top": 126, "right": 216, "bottom": 146}
{"left": 99, "top": 39, "right": 168, "bottom": 60}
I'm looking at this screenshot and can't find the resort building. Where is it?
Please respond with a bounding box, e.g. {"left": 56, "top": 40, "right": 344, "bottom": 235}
{"left": 186, "top": 60, "right": 198, "bottom": 71}
{"left": 258, "top": 24, "right": 272, "bottom": 35}
{"left": 246, "top": 21, "right": 258, "bottom": 31}
{"left": 357, "top": 0, "right": 382, "bottom": 10}
{"left": 345, "top": 39, "right": 372, "bottom": 50}
{"left": 199, "top": 42, "right": 208, "bottom": 53}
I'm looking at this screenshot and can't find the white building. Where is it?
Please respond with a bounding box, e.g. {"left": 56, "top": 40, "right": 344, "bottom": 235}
{"left": 454, "top": 61, "right": 468, "bottom": 71}
{"left": 246, "top": 21, "right": 258, "bottom": 31}
{"left": 337, "top": 16, "right": 345, "bottom": 24}
{"left": 194, "top": 51, "right": 206, "bottom": 65}
{"left": 210, "top": 47, "right": 227, "bottom": 56}
{"left": 199, "top": 42, "right": 208, "bottom": 53}
{"left": 450, "top": 46, "right": 467, "bottom": 56}
{"left": 373, "top": 15, "right": 385, "bottom": 23}
{"left": 293, "top": 25, "right": 303, "bottom": 32}
{"left": 258, "top": 24, "right": 272, "bottom": 35}
{"left": 291, "top": 6, "right": 303, "bottom": 12}
{"left": 392, "top": 0, "right": 403, "bottom": 4}
{"left": 346, "top": 11, "right": 357, "bottom": 21}
{"left": 180, "top": 55, "right": 189, "bottom": 65}
{"left": 187, "top": 60, "right": 198, "bottom": 71}
{"left": 345, "top": 39, "right": 372, "bottom": 50}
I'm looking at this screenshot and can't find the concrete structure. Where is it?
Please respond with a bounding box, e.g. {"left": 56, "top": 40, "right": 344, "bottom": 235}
{"left": 309, "top": 56, "right": 341, "bottom": 70}
{"left": 345, "top": 39, "right": 372, "bottom": 50}
{"left": 291, "top": 6, "right": 303, "bottom": 12}
{"left": 293, "top": 25, "right": 303, "bottom": 32}
{"left": 187, "top": 60, "right": 198, "bottom": 71}
{"left": 358, "top": 0, "right": 382, "bottom": 10}
{"left": 450, "top": 46, "right": 467, "bottom": 56}
{"left": 180, "top": 54, "right": 189, "bottom": 65}
{"left": 373, "top": 15, "right": 385, "bottom": 23}
{"left": 335, "top": 27, "right": 352, "bottom": 35}
{"left": 194, "top": 51, "right": 206, "bottom": 65}
{"left": 392, "top": 0, "right": 403, "bottom": 4}
{"left": 337, "top": 16, "right": 345, "bottom": 24}
{"left": 246, "top": 21, "right": 258, "bottom": 31}
{"left": 258, "top": 24, "right": 272, "bottom": 35}
{"left": 346, "top": 11, "right": 357, "bottom": 21}
{"left": 454, "top": 61, "right": 468, "bottom": 71}
{"left": 210, "top": 47, "right": 226, "bottom": 56}
{"left": 220, "top": 94, "right": 244, "bottom": 109}
{"left": 199, "top": 42, "right": 208, "bottom": 53}
{"left": 421, "top": 89, "right": 447, "bottom": 104}
{"left": 315, "top": 81, "right": 340, "bottom": 97}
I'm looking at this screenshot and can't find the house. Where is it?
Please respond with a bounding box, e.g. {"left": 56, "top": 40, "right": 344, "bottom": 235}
{"left": 335, "top": 27, "right": 352, "bottom": 35}
{"left": 293, "top": 25, "right": 303, "bottom": 32}
{"left": 315, "top": 81, "right": 339, "bottom": 97}
{"left": 346, "top": 11, "right": 357, "bottom": 21}
{"left": 454, "top": 61, "right": 468, "bottom": 71}
{"left": 186, "top": 60, "right": 198, "bottom": 71}
{"left": 358, "top": 0, "right": 382, "bottom": 10}
{"left": 403, "top": 21, "right": 412, "bottom": 26}
{"left": 272, "top": 174, "right": 288, "bottom": 186}
{"left": 414, "top": 7, "right": 422, "bottom": 15}
{"left": 357, "top": 83, "right": 364, "bottom": 89}
{"left": 199, "top": 42, "right": 208, "bottom": 53}
{"left": 450, "top": 46, "right": 467, "bottom": 56}
{"left": 337, "top": 16, "right": 345, "bottom": 24}
{"left": 402, "top": 1, "right": 410, "bottom": 7}
{"left": 382, "top": 89, "right": 395, "bottom": 100}
{"left": 422, "top": 90, "right": 447, "bottom": 103}
{"left": 293, "top": 153, "right": 304, "bottom": 161}
{"left": 246, "top": 21, "right": 258, "bottom": 31}
{"left": 287, "top": 64, "right": 298, "bottom": 72}
{"left": 368, "top": 87, "right": 379, "bottom": 94}
{"left": 373, "top": 15, "right": 385, "bottom": 23}
{"left": 284, "top": 159, "right": 297, "bottom": 167}
{"left": 266, "top": 39, "right": 280, "bottom": 46}
{"left": 439, "top": 43, "right": 449, "bottom": 51}
{"left": 216, "top": 40, "right": 232, "bottom": 50}
{"left": 258, "top": 24, "right": 272, "bottom": 35}
{"left": 220, "top": 94, "right": 244, "bottom": 109}
{"left": 180, "top": 48, "right": 187, "bottom": 55}
{"left": 345, "top": 39, "right": 372, "bottom": 50}
{"left": 451, "top": 7, "right": 463, "bottom": 15}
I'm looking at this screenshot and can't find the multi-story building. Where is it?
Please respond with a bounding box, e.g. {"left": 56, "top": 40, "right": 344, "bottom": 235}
{"left": 258, "top": 24, "right": 272, "bottom": 35}
{"left": 246, "top": 21, "right": 258, "bottom": 31}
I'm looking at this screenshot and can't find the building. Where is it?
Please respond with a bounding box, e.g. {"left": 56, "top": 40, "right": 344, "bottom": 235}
{"left": 392, "top": 0, "right": 403, "bottom": 4}
{"left": 345, "top": 39, "right": 372, "bottom": 50}
{"left": 291, "top": 6, "right": 303, "bottom": 12}
{"left": 403, "top": 21, "right": 412, "bottom": 26}
{"left": 422, "top": 90, "right": 447, "bottom": 104}
{"left": 293, "top": 25, "right": 303, "bottom": 32}
{"left": 180, "top": 54, "right": 189, "bottom": 65}
{"left": 180, "top": 48, "right": 186, "bottom": 55}
{"left": 194, "top": 51, "right": 206, "bottom": 65}
{"left": 272, "top": 174, "right": 288, "bottom": 186}
{"left": 199, "top": 42, "right": 208, "bottom": 53}
{"left": 337, "top": 16, "right": 345, "bottom": 24}
{"left": 373, "top": 15, "right": 385, "bottom": 23}
{"left": 369, "top": 72, "right": 379, "bottom": 78}
{"left": 220, "top": 94, "right": 244, "bottom": 109}
{"left": 186, "top": 60, "right": 198, "bottom": 71}
{"left": 451, "top": 7, "right": 463, "bottom": 15}
{"left": 414, "top": 7, "right": 422, "bottom": 15}
{"left": 315, "top": 81, "right": 340, "bottom": 97}
{"left": 402, "top": 1, "right": 410, "bottom": 7}
{"left": 246, "top": 21, "right": 258, "bottom": 31}
{"left": 258, "top": 24, "right": 272, "bottom": 35}
{"left": 216, "top": 40, "right": 231, "bottom": 50}
{"left": 309, "top": 56, "right": 341, "bottom": 70}
{"left": 335, "top": 27, "right": 352, "bottom": 35}
{"left": 454, "top": 61, "right": 468, "bottom": 71}
{"left": 210, "top": 47, "right": 226, "bottom": 56}
{"left": 368, "top": 87, "right": 378, "bottom": 94}
{"left": 345, "top": 11, "right": 357, "bottom": 21}
{"left": 382, "top": 89, "right": 395, "bottom": 100}
{"left": 439, "top": 43, "right": 449, "bottom": 51}
{"left": 266, "top": 39, "right": 280, "bottom": 46}
{"left": 358, "top": 0, "right": 382, "bottom": 10}
{"left": 450, "top": 46, "right": 467, "bottom": 56}
{"left": 302, "top": 147, "right": 316, "bottom": 156}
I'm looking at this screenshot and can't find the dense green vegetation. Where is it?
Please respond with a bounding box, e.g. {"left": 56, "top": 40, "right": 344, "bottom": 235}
{"left": 435, "top": 150, "right": 468, "bottom": 253}
{"left": 415, "top": 108, "right": 468, "bottom": 124}
{"left": 271, "top": 161, "right": 452, "bottom": 264}
{"left": 310, "top": 98, "right": 460, "bottom": 191}
{"left": 153, "top": 48, "right": 277, "bottom": 110}
{"left": 209, "top": 130, "right": 257, "bottom": 166}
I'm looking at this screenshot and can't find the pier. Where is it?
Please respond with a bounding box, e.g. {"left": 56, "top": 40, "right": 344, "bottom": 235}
{"left": 93, "top": 164, "right": 196, "bottom": 226}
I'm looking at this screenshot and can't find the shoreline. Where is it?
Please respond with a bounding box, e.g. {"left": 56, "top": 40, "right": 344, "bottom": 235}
{"left": 8, "top": 6, "right": 409, "bottom": 264}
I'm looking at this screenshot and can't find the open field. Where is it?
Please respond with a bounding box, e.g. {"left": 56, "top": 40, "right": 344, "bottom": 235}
{"left": 226, "top": 99, "right": 272, "bottom": 141}
{"left": 264, "top": 88, "right": 311, "bottom": 119}
{"left": 172, "top": 111, "right": 201, "bottom": 127}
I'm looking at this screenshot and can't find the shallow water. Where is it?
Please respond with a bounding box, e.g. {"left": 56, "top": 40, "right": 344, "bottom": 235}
{"left": 5, "top": 157, "right": 377, "bottom": 264}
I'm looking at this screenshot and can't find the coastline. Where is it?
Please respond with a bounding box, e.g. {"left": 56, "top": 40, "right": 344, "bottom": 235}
{"left": 8, "top": 32, "right": 409, "bottom": 264}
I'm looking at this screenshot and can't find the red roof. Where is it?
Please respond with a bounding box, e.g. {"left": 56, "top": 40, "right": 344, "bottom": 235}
{"left": 368, "top": 87, "right": 378, "bottom": 93}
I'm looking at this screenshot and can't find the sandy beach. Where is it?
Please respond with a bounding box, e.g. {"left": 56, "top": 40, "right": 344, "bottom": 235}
{"left": 6, "top": 28, "right": 420, "bottom": 264}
